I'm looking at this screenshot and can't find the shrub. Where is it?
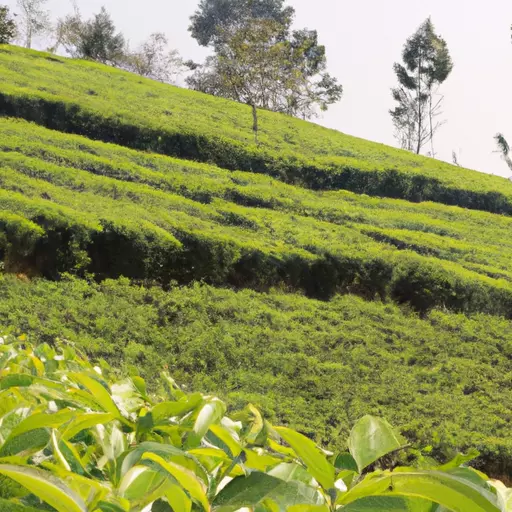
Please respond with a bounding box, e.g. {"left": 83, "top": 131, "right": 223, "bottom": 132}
{"left": 0, "top": 334, "right": 508, "bottom": 511}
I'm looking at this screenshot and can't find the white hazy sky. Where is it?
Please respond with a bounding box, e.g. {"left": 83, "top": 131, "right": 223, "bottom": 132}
{"left": 5, "top": 0, "right": 512, "bottom": 177}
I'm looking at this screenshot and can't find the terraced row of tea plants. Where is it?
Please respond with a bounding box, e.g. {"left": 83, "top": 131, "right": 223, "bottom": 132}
{"left": 1, "top": 46, "right": 512, "bottom": 215}
{"left": 2, "top": 119, "right": 512, "bottom": 316}
{"left": 1, "top": 274, "right": 512, "bottom": 479}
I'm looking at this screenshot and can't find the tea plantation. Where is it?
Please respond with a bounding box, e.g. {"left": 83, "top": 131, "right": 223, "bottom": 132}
{"left": 0, "top": 46, "right": 512, "bottom": 479}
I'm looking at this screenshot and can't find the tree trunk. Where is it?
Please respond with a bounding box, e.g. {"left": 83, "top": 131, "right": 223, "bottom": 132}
{"left": 416, "top": 55, "right": 422, "bottom": 155}
{"left": 251, "top": 103, "right": 258, "bottom": 145}
{"left": 26, "top": 25, "right": 32, "bottom": 49}
{"left": 429, "top": 93, "right": 435, "bottom": 158}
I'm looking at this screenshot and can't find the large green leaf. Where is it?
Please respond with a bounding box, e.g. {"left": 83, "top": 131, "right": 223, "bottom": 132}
{"left": 273, "top": 426, "right": 335, "bottom": 490}
{"left": 0, "top": 428, "right": 50, "bottom": 457}
{"left": 141, "top": 452, "right": 210, "bottom": 511}
{"left": 0, "top": 410, "right": 79, "bottom": 456}
{"left": 0, "top": 374, "right": 34, "bottom": 390}
{"left": 118, "top": 442, "right": 189, "bottom": 480}
{"left": 38, "top": 462, "right": 108, "bottom": 509}
{"left": 7, "top": 410, "right": 76, "bottom": 439}
{"left": 0, "top": 464, "right": 87, "bottom": 512}
{"left": 165, "top": 483, "right": 193, "bottom": 512}
{"left": 337, "top": 470, "right": 500, "bottom": 512}
{"left": 491, "top": 480, "right": 512, "bottom": 511}
{"left": 334, "top": 453, "right": 359, "bottom": 473}
{"left": 341, "top": 496, "right": 440, "bottom": 511}
{"left": 207, "top": 424, "right": 242, "bottom": 458}
{"left": 213, "top": 471, "right": 309, "bottom": 511}
{"left": 69, "top": 373, "right": 122, "bottom": 418}
{"left": 151, "top": 395, "right": 204, "bottom": 425}
{"left": 118, "top": 465, "right": 170, "bottom": 508}
{"left": 60, "top": 412, "right": 115, "bottom": 440}
{"left": 96, "top": 497, "right": 131, "bottom": 512}
{"left": 194, "top": 399, "right": 226, "bottom": 439}
{"left": 287, "top": 506, "right": 329, "bottom": 512}
{"left": 347, "top": 416, "right": 407, "bottom": 472}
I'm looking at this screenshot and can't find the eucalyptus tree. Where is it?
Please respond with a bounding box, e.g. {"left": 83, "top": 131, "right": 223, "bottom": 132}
{"left": 390, "top": 18, "right": 453, "bottom": 156}
{"left": 16, "top": 0, "right": 50, "bottom": 48}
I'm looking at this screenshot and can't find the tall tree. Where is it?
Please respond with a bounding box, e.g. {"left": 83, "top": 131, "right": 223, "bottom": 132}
{"left": 0, "top": 5, "right": 17, "bottom": 44}
{"left": 189, "top": 0, "right": 294, "bottom": 48}
{"left": 187, "top": 0, "right": 342, "bottom": 127}
{"left": 187, "top": 19, "right": 342, "bottom": 141}
{"left": 16, "top": 0, "right": 50, "bottom": 48}
{"left": 390, "top": 18, "right": 453, "bottom": 156}
{"left": 54, "top": 6, "right": 125, "bottom": 65}
{"left": 124, "top": 32, "right": 184, "bottom": 84}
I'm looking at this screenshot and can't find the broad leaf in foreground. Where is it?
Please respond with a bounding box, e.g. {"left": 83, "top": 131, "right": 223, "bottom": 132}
{"left": 0, "top": 464, "right": 87, "bottom": 512}
{"left": 337, "top": 470, "right": 500, "bottom": 512}
{"left": 274, "top": 426, "right": 335, "bottom": 490}
{"left": 348, "top": 416, "right": 407, "bottom": 472}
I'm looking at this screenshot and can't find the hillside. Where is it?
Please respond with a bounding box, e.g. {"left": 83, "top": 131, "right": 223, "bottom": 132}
{"left": 1, "top": 45, "right": 512, "bottom": 215}
{"left": 2, "top": 275, "right": 512, "bottom": 479}
{"left": 0, "top": 46, "right": 512, "bottom": 477}
{"left": 3, "top": 118, "right": 512, "bottom": 315}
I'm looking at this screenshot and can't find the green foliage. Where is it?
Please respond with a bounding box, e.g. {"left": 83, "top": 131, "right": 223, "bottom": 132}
{"left": 189, "top": 0, "right": 295, "bottom": 48}
{"left": 0, "top": 335, "right": 508, "bottom": 511}
{"left": 187, "top": 13, "right": 342, "bottom": 122}
{"left": 391, "top": 18, "right": 453, "bottom": 154}
{"left": 2, "top": 119, "right": 512, "bottom": 316}
{"left": 55, "top": 6, "right": 126, "bottom": 65}
{"left": 1, "top": 43, "right": 512, "bottom": 497}
{"left": 0, "top": 275, "right": 512, "bottom": 477}
{"left": 0, "top": 46, "right": 511, "bottom": 215}
{"left": 0, "top": 5, "right": 16, "bottom": 45}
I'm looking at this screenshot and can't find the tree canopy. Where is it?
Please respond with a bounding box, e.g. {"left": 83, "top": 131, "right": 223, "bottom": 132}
{"left": 54, "top": 6, "right": 125, "bottom": 65}
{"left": 0, "top": 5, "right": 17, "bottom": 44}
{"left": 189, "top": 0, "right": 294, "bottom": 48}
{"left": 16, "top": 0, "right": 51, "bottom": 49}
{"left": 187, "top": 0, "right": 342, "bottom": 131}
{"left": 124, "top": 32, "right": 184, "bottom": 84}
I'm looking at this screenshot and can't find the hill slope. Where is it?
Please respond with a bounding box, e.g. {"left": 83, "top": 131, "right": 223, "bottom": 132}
{"left": 1, "top": 275, "right": 511, "bottom": 478}
{"left": 2, "top": 118, "right": 512, "bottom": 316}
{"left": 1, "top": 45, "right": 512, "bottom": 215}
{"left": 1, "top": 47, "right": 512, "bottom": 477}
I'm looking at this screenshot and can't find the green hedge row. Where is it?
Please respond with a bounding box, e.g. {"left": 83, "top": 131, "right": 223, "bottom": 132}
{"left": 1, "top": 129, "right": 512, "bottom": 317}
{"left": 2, "top": 91, "right": 512, "bottom": 216}
{"left": 1, "top": 44, "right": 512, "bottom": 218}
{"left": 2, "top": 188, "right": 512, "bottom": 319}
{"left": 4, "top": 117, "right": 512, "bottom": 289}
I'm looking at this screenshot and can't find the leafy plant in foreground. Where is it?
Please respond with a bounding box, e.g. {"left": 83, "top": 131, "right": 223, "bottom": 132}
{"left": 0, "top": 334, "right": 509, "bottom": 511}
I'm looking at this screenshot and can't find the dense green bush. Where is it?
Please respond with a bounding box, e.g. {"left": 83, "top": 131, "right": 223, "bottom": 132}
{"left": 0, "top": 334, "right": 509, "bottom": 511}
{"left": 1, "top": 46, "right": 512, "bottom": 215}
{"left": 2, "top": 120, "right": 512, "bottom": 316}
{"left": 1, "top": 274, "right": 512, "bottom": 478}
